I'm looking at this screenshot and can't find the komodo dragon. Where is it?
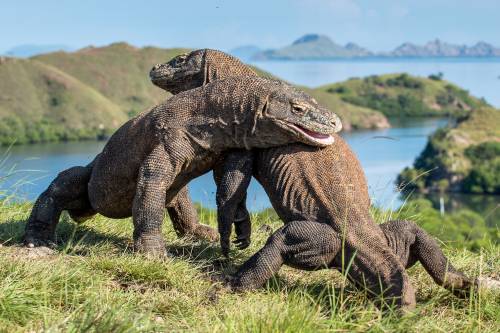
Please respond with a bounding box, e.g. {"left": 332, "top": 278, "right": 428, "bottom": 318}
{"left": 150, "top": 49, "right": 479, "bottom": 309}
{"left": 24, "top": 76, "right": 341, "bottom": 254}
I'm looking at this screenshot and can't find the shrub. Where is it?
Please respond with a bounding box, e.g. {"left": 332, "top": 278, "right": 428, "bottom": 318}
{"left": 428, "top": 72, "right": 444, "bottom": 81}
{"left": 462, "top": 142, "right": 500, "bottom": 194}
{"left": 386, "top": 74, "right": 423, "bottom": 89}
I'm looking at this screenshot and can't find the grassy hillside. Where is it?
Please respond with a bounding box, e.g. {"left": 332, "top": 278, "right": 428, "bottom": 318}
{"left": 0, "top": 57, "right": 127, "bottom": 145}
{"left": 324, "top": 73, "right": 488, "bottom": 117}
{"left": 306, "top": 88, "right": 390, "bottom": 130}
{"left": 0, "top": 201, "right": 498, "bottom": 332}
{"left": 398, "top": 107, "right": 500, "bottom": 194}
{"left": 35, "top": 43, "right": 188, "bottom": 116}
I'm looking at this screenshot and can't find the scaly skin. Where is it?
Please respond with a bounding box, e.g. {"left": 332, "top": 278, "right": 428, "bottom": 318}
{"left": 24, "top": 76, "right": 341, "bottom": 255}
{"left": 151, "top": 49, "right": 478, "bottom": 309}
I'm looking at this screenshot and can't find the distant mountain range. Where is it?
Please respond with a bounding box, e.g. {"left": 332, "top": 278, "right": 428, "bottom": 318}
{"left": 4, "top": 44, "right": 74, "bottom": 58}
{"left": 231, "top": 34, "right": 500, "bottom": 60}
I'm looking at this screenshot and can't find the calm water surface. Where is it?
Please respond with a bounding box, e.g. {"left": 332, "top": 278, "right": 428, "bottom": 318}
{"left": 3, "top": 118, "right": 492, "bottom": 216}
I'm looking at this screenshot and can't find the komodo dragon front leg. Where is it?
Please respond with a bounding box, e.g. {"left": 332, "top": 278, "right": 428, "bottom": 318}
{"left": 132, "top": 144, "right": 177, "bottom": 254}
{"left": 167, "top": 186, "right": 219, "bottom": 241}
{"left": 213, "top": 150, "right": 254, "bottom": 256}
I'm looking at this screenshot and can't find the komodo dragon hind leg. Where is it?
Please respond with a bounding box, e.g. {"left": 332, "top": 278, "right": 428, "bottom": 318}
{"left": 214, "top": 150, "right": 254, "bottom": 257}
{"left": 231, "top": 220, "right": 416, "bottom": 311}
{"left": 332, "top": 225, "right": 416, "bottom": 311}
{"left": 24, "top": 164, "right": 95, "bottom": 247}
{"left": 381, "top": 220, "right": 478, "bottom": 297}
{"left": 167, "top": 186, "right": 219, "bottom": 242}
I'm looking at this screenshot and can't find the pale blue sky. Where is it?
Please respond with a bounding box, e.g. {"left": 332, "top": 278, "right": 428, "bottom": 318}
{"left": 1, "top": 0, "right": 499, "bottom": 53}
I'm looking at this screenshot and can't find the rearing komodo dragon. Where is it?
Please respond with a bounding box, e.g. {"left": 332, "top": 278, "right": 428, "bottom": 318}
{"left": 24, "top": 76, "right": 341, "bottom": 254}
{"left": 150, "top": 49, "right": 479, "bottom": 309}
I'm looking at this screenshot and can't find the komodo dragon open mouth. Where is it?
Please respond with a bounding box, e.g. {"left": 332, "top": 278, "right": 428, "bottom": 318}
{"left": 281, "top": 122, "right": 337, "bottom": 147}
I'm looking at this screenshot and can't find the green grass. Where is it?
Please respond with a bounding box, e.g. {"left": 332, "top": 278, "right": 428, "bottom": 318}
{"left": 0, "top": 202, "right": 498, "bottom": 332}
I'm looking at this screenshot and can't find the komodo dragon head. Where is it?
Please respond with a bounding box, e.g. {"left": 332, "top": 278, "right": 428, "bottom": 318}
{"left": 150, "top": 49, "right": 342, "bottom": 146}
{"left": 150, "top": 49, "right": 258, "bottom": 94}
{"left": 241, "top": 79, "right": 341, "bottom": 146}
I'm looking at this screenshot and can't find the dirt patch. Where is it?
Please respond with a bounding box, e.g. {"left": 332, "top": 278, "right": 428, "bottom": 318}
{"left": 0, "top": 244, "right": 57, "bottom": 259}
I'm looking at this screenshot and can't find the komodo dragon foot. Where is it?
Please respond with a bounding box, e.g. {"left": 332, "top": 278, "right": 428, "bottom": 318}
{"left": 133, "top": 232, "right": 167, "bottom": 256}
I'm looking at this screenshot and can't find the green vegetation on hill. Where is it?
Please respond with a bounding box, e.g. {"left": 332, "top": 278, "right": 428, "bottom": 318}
{"left": 397, "top": 107, "right": 500, "bottom": 194}
{"left": 34, "top": 43, "right": 189, "bottom": 116}
{"left": 0, "top": 200, "right": 498, "bottom": 332}
{"left": 249, "top": 66, "right": 390, "bottom": 130}
{"left": 0, "top": 57, "right": 127, "bottom": 145}
{"left": 305, "top": 88, "right": 390, "bottom": 130}
{"left": 324, "top": 73, "right": 488, "bottom": 117}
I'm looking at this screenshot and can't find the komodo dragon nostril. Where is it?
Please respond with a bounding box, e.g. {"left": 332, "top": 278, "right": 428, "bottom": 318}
{"left": 151, "top": 64, "right": 161, "bottom": 72}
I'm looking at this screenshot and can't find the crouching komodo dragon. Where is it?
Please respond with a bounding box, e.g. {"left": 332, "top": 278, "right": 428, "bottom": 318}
{"left": 150, "top": 49, "right": 479, "bottom": 309}
{"left": 24, "top": 76, "right": 341, "bottom": 254}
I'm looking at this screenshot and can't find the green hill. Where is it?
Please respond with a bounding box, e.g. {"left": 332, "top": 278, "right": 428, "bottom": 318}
{"left": 0, "top": 57, "right": 127, "bottom": 145}
{"left": 397, "top": 107, "right": 500, "bottom": 194}
{"left": 35, "top": 43, "right": 189, "bottom": 116}
{"left": 249, "top": 67, "right": 389, "bottom": 130}
{"left": 0, "top": 44, "right": 189, "bottom": 145}
{"left": 324, "top": 73, "right": 488, "bottom": 117}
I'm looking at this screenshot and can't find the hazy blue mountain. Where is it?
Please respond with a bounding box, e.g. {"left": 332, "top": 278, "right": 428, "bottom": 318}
{"left": 253, "top": 34, "right": 372, "bottom": 60}
{"left": 4, "top": 44, "right": 73, "bottom": 58}
{"left": 391, "top": 39, "right": 500, "bottom": 57}
{"left": 229, "top": 45, "right": 261, "bottom": 61}
{"left": 248, "top": 35, "right": 500, "bottom": 60}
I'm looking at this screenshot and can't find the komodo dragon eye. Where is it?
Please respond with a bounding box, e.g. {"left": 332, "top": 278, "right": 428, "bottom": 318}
{"left": 175, "top": 54, "right": 188, "bottom": 65}
{"left": 291, "top": 104, "right": 307, "bottom": 116}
